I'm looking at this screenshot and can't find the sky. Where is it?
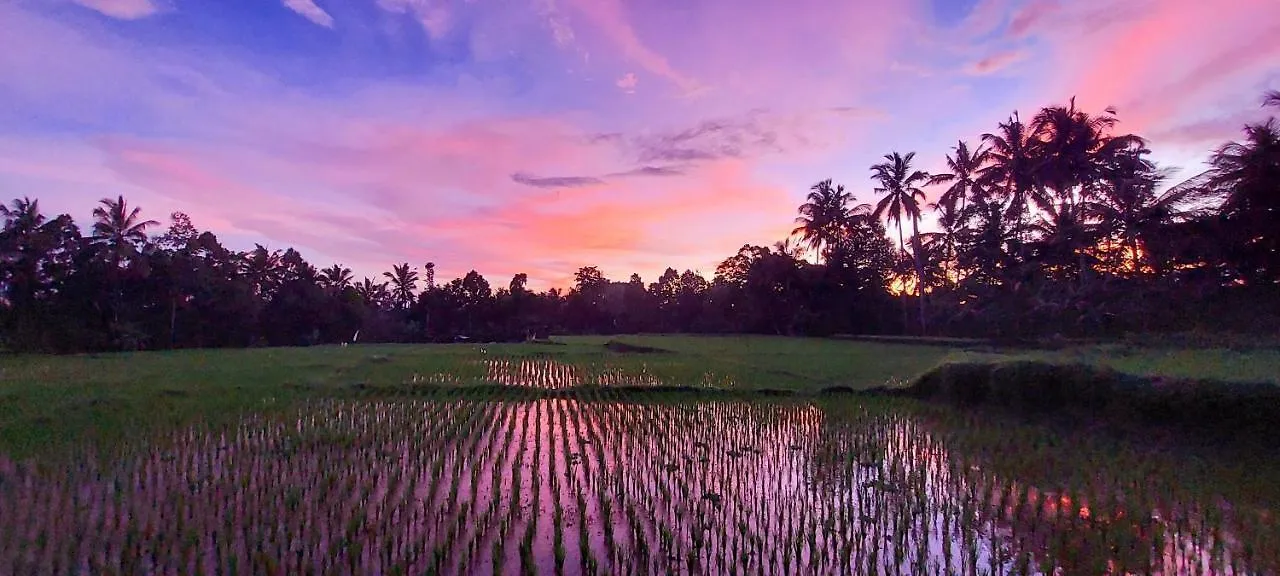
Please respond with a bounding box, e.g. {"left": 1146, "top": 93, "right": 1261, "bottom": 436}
{"left": 1, "top": 0, "right": 1278, "bottom": 288}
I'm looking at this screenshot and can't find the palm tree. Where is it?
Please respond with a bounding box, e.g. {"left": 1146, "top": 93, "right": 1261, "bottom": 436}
{"left": 979, "top": 113, "right": 1042, "bottom": 240}
{"left": 91, "top": 195, "right": 158, "bottom": 269}
{"left": 928, "top": 141, "right": 988, "bottom": 216}
{"left": 242, "top": 244, "right": 282, "bottom": 298}
{"left": 0, "top": 197, "right": 46, "bottom": 237}
{"left": 1087, "top": 166, "right": 1193, "bottom": 275}
{"left": 1, "top": 198, "right": 50, "bottom": 308}
{"left": 1206, "top": 117, "right": 1280, "bottom": 282}
{"left": 355, "top": 277, "right": 389, "bottom": 308}
{"left": 871, "top": 151, "right": 930, "bottom": 333}
{"left": 792, "top": 179, "right": 868, "bottom": 263}
{"left": 1032, "top": 99, "right": 1118, "bottom": 200}
{"left": 320, "top": 264, "right": 353, "bottom": 291}
{"left": 1264, "top": 90, "right": 1280, "bottom": 108}
{"left": 958, "top": 192, "right": 1018, "bottom": 286}
{"left": 1027, "top": 200, "right": 1096, "bottom": 279}
{"left": 383, "top": 262, "right": 419, "bottom": 309}
{"left": 927, "top": 196, "right": 965, "bottom": 287}
{"left": 771, "top": 237, "right": 804, "bottom": 259}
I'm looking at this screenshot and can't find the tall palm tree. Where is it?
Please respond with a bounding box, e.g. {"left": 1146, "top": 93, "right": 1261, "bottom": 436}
{"left": 1032, "top": 99, "right": 1116, "bottom": 200}
{"left": 979, "top": 113, "right": 1042, "bottom": 240}
{"left": 383, "top": 262, "right": 419, "bottom": 309}
{"left": 928, "top": 141, "right": 988, "bottom": 216}
{"left": 1206, "top": 117, "right": 1280, "bottom": 281}
{"left": 320, "top": 264, "right": 353, "bottom": 291}
{"left": 792, "top": 179, "right": 863, "bottom": 263}
{"left": 91, "top": 195, "right": 158, "bottom": 269}
{"left": 871, "top": 151, "right": 930, "bottom": 333}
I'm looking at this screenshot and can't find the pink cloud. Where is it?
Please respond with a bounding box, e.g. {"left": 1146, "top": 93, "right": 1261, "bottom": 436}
{"left": 991, "top": 0, "right": 1280, "bottom": 159}
{"left": 616, "top": 72, "right": 638, "bottom": 93}
{"left": 1007, "top": 0, "right": 1058, "bottom": 38}
{"left": 564, "top": 0, "right": 700, "bottom": 94}
{"left": 80, "top": 102, "right": 810, "bottom": 287}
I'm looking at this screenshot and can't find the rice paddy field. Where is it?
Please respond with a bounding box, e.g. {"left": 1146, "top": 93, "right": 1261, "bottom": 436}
{"left": 2, "top": 336, "right": 1278, "bottom": 574}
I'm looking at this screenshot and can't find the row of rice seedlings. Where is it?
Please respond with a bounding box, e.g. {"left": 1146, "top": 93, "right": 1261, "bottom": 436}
{"left": 478, "top": 358, "right": 704, "bottom": 389}
{"left": 2, "top": 390, "right": 1275, "bottom": 574}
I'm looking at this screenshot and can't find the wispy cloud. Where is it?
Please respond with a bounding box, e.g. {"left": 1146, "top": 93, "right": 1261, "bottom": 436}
{"left": 70, "top": 0, "right": 160, "bottom": 19}
{"left": 1007, "top": 0, "right": 1058, "bottom": 38}
{"left": 510, "top": 172, "right": 605, "bottom": 188}
{"left": 377, "top": 0, "right": 452, "bottom": 38}
{"left": 282, "top": 0, "right": 335, "bottom": 28}
{"left": 607, "top": 165, "right": 684, "bottom": 177}
{"left": 964, "top": 49, "right": 1027, "bottom": 75}
{"left": 564, "top": 0, "right": 700, "bottom": 93}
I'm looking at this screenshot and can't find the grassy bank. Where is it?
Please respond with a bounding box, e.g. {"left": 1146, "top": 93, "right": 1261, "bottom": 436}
{"left": 898, "top": 359, "right": 1280, "bottom": 448}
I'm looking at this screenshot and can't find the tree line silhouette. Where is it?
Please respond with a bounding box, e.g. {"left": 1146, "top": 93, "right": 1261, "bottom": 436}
{"left": 2, "top": 93, "right": 1277, "bottom": 351}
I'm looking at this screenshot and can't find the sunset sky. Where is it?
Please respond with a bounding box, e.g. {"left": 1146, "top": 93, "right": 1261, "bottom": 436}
{"left": 1, "top": 0, "right": 1277, "bottom": 288}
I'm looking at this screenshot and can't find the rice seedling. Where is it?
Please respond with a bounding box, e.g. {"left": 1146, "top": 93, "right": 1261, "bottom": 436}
{"left": 1, "top": 379, "right": 1276, "bottom": 574}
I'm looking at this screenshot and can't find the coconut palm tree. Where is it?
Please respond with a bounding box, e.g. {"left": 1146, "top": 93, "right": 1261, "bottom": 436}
{"left": 0, "top": 197, "right": 45, "bottom": 237}
{"left": 1027, "top": 199, "right": 1097, "bottom": 280}
{"left": 355, "top": 277, "right": 389, "bottom": 308}
{"left": 320, "top": 264, "right": 353, "bottom": 291}
{"left": 1032, "top": 98, "right": 1148, "bottom": 213}
{"left": 929, "top": 141, "right": 988, "bottom": 216}
{"left": 871, "top": 151, "right": 930, "bottom": 333}
{"left": 1, "top": 198, "right": 51, "bottom": 308}
{"left": 771, "top": 237, "right": 804, "bottom": 260}
{"left": 1085, "top": 145, "right": 1207, "bottom": 275}
{"left": 384, "top": 262, "right": 419, "bottom": 309}
{"left": 1032, "top": 99, "right": 1115, "bottom": 199}
{"left": 958, "top": 192, "right": 1018, "bottom": 286}
{"left": 979, "top": 113, "right": 1042, "bottom": 240}
{"left": 91, "top": 195, "right": 158, "bottom": 269}
{"left": 1264, "top": 90, "right": 1280, "bottom": 108}
{"left": 241, "top": 244, "right": 282, "bottom": 298}
{"left": 791, "top": 179, "right": 870, "bottom": 263}
{"left": 927, "top": 196, "right": 965, "bottom": 287}
{"left": 1206, "top": 117, "right": 1280, "bottom": 282}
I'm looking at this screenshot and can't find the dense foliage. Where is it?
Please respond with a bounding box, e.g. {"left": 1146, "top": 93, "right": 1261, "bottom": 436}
{"left": 2, "top": 95, "right": 1277, "bottom": 351}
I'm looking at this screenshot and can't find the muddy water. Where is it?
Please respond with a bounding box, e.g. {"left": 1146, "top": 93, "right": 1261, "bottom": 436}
{"left": 0, "top": 395, "right": 1275, "bottom": 574}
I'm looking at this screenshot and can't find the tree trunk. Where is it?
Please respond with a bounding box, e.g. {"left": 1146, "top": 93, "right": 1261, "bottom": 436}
{"left": 896, "top": 221, "right": 909, "bottom": 334}
{"left": 910, "top": 216, "right": 927, "bottom": 336}
{"left": 170, "top": 295, "right": 177, "bottom": 349}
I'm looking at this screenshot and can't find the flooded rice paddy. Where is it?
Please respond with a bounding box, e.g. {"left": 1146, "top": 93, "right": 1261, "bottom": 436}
{"left": 1, "top": 383, "right": 1277, "bottom": 574}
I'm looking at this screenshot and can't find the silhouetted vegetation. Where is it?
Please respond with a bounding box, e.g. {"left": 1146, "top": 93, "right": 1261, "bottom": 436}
{"left": 2, "top": 94, "right": 1277, "bottom": 352}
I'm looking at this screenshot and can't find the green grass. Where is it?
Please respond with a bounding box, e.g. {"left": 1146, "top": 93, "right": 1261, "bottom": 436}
{"left": 1, "top": 334, "right": 1276, "bottom": 458}
{"left": 960, "top": 344, "right": 1280, "bottom": 385}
